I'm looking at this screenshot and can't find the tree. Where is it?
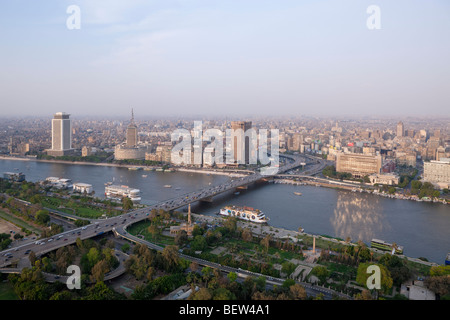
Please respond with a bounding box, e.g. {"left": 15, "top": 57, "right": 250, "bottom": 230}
{"left": 121, "top": 243, "right": 130, "bottom": 253}
{"left": 289, "top": 283, "right": 307, "bottom": 300}
{"left": 75, "top": 237, "right": 83, "bottom": 249}
{"left": 122, "top": 197, "right": 133, "bottom": 211}
{"left": 425, "top": 275, "right": 450, "bottom": 298}
{"left": 355, "top": 289, "right": 373, "bottom": 300}
{"left": 148, "top": 224, "right": 160, "bottom": 239}
{"left": 227, "top": 272, "right": 237, "bottom": 283}
{"left": 311, "top": 266, "right": 330, "bottom": 284}
{"left": 356, "top": 263, "right": 393, "bottom": 294}
{"left": 146, "top": 267, "right": 155, "bottom": 281}
{"left": 255, "top": 276, "right": 266, "bottom": 292}
{"left": 50, "top": 291, "right": 74, "bottom": 300}
{"left": 190, "top": 287, "right": 212, "bottom": 300}
{"left": 35, "top": 210, "right": 50, "bottom": 225}
{"left": 28, "top": 251, "right": 36, "bottom": 266}
{"left": 90, "top": 259, "right": 109, "bottom": 283}
{"left": 174, "top": 230, "right": 188, "bottom": 246}
{"left": 201, "top": 267, "right": 214, "bottom": 287}
{"left": 191, "top": 235, "right": 207, "bottom": 252}
{"left": 223, "top": 217, "right": 237, "bottom": 235}
{"left": 213, "top": 287, "right": 236, "bottom": 300}
{"left": 74, "top": 219, "right": 90, "bottom": 227}
{"left": 379, "top": 254, "right": 411, "bottom": 287}
{"left": 260, "top": 235, "right": 272, "bottom": 253}
{"left": 281, "top": 262, "right": 296, "bottom": 277}
{"left": 161, "top": 245, "right": 180, "bottom": 271}
{"left": 429, "top": 265, "right": 450, "bottom": 277}
{"left": 241, "top": 228, "right": 253, "bottom": 242}
{"left": 86, "top": 247, "right": 100, "bottom": 270}
{"left": 83, "top": 281, "right": 125, "bottom": 300}
{"left": 358, "top": 246, "right": 372, "bottom": 262}
{"left": 190, "top": 261, "right": 199, "bottom": 273}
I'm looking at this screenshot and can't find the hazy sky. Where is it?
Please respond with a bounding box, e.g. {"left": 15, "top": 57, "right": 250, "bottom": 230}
{"left": 1, "top": 0, "right": 449, "bottom": 118}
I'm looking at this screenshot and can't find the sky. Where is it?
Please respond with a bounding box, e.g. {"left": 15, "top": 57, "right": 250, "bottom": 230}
{"left": 0, "top": 0, "right": 449, "bottom": 118}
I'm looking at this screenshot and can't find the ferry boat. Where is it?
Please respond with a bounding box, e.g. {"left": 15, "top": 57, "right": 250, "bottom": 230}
{"left": 371, "top": 239, "right": 403, "bottom": 255}
{"left": 44, "top": 177, "right": 72, "bottom": 189}
{"left": 445, "top": 253, "right": 450, "bottom": 266}
{"left": 219, "top": 206, "right": 269, "bottom": 223}
{"left": 105, "top": 184, "right": 141, "bottom": 202}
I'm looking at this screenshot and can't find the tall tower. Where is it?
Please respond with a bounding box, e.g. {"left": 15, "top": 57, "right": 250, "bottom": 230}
{"left": 48, "top": 112, "right": 72, "bottom": 156}
{"left": 396, "top": 121, "right": 404, "bottom": 138}
{"left": 188, "top": 203, "right": 192, "bottom": 226}
{"left": 126, "top": 109, "right": 138, "bottom": 147}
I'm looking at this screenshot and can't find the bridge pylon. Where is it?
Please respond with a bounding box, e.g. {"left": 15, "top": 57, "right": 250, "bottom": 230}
{"left": 200, "top": 197, "right": 213, "bottom": 203}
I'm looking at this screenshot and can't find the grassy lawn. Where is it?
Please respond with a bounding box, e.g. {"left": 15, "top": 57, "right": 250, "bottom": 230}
{"left": 404, "top": 259, "right": 431, "bottom": 276}
{"left": 41, "top": 196, "right": 117, "bottom": 219}
{"left": 320, "top": 260, "right": 357, "bottom": 275}
{"left": 0, "top": 281, "right": 18, "bottom": 300}
{"left": 0, "top": 210, "right": 41, "bottom": 235}
{"left": 126, "top": 220, "right": 175, "bottom": 247}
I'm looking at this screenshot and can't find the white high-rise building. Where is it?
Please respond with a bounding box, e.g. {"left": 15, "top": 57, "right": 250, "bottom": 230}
{"left": 47, "top": 112, "right": 73, "bottom": 156}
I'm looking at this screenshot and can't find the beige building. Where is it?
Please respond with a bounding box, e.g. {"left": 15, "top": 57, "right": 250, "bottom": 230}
{"left": 336, "top": 152, "right": 382, "bottom": 178}
{"left": 82, "top": 146, "right": 92, "bottom": 157}
{"left": 368, "top": 173, "right": 400, "bottom": 186}
{"left": 395, "top": 152, "right": 417, "bottom": 167}
{"left": 396, "top": 121, "right": 404, "bottom": 137}
{"left": 145, "top": 145, "right": 172, "bottom": 163}
{"left": 436, "top": 146, "right": 446, "bottom": 161}
{"left": 423, "top": 158, "right": 450, "bottom": 189}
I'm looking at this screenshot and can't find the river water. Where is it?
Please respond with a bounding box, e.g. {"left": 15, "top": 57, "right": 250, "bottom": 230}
{"left": 1, "top": 159, "right": 449, "bottom": 263}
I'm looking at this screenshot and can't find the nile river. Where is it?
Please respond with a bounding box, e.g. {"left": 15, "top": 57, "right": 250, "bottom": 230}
{"left": 1, "top": 159, "right": 449, "bottom": 264}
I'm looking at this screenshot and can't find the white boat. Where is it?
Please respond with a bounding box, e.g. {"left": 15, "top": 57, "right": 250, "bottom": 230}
{"left": 219, "top": 206, "right": 269, "bottom": 223}
{"left": 105, "top": 184, "right": 141, "bottom": 202}
{"left": 164, "top": 185, "right": 172, "bottom": 188}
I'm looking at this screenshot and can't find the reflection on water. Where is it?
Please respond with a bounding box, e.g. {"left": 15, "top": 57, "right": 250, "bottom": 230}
{"left": 332, "top": 191, "right": 390, "bottom": 243}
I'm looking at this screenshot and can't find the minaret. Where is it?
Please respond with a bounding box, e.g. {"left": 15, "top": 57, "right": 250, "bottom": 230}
{"left": 188, "top": 203, "right": 192, "bottom": 225}
{"left": 312, "top": 236, "right": 316, "bottom": 254}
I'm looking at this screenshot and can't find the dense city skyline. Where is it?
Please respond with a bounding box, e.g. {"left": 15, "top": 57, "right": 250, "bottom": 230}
{"left": 1, "top": 0, "right": 450, "bottom": 117}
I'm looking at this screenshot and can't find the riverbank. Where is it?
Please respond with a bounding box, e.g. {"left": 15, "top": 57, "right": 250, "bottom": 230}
{"left": 191, "top": 212, "right": 439, "bottom": 268}
{"left": 0, "top": 156, "right": 246, "bottom": 178}
{"left": 274, "top": 177, "right": 449, "bottom": 205}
